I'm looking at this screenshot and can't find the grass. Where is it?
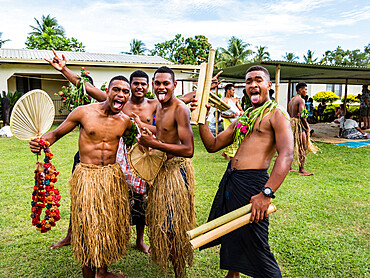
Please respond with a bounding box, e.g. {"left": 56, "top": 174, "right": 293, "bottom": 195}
{"left": 0, "top": 125, "right": 369, "bottom": 277}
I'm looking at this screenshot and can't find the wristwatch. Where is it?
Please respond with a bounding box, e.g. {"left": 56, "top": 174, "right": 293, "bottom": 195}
{"left": 261, "top": 186, "right": 275, "bottom": 198}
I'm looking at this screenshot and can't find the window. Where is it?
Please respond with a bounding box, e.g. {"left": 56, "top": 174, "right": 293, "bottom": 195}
{"left": 326, "top": 84, "right": 342, "bottom": 97}
{"left": 16, "top": 76, "right": 41, "bottom": 93}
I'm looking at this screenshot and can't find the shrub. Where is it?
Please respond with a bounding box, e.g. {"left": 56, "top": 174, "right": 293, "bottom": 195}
{"left": 313, "top": 91, "right": 339, "bottom": 103}
{"left": 341, "top": 94, "right": 360, "bottom": 103}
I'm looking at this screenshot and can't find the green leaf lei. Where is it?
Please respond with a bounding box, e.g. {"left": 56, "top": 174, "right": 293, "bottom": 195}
{"left": 124, "top": 122, "right": 138, "bottom": 146}
{"left": 234, "top": 100, "right": 288, "bottom": 144}
{"left": 299, "top": 107, "right": 308, "bottom": 118}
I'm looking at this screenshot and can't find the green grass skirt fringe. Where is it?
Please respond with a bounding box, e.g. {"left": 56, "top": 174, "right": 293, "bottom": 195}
{"left": 70, "top": 162, "right": 131, "bottom": 268}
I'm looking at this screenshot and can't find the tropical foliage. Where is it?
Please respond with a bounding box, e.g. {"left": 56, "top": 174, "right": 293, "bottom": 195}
{"left": 215, "top": 36, "right": 252, "bottom": 68}
{"left": 303, "top": 49, "right": 318, "bottom": 63}
{"left": 283, "top": 52, "right": 299, "bottom": 62}
{"left": 313, "top": 91, "right": 339, "bottom": 103}
{"left": 0, "top": 32, "right": 11, "bottom": 48}
{"left": 151, "top": 34, "right": 211, "bottom": 65}
{"left": 55, "top": 67, "right": 93, "bottom": 112}
{"left": 341, "top": 94, "right": 360, "bottom": 103}
{"left": 253, "top": 45, "right": 270, "bottom": 62}
{"left": 123, "top": 39, "right": 147, "bottom": 55}
{"left": 25, "top": 15, "right": 85, "bottom": 52}
{"left": 320, "top": 45, "right": 370, "bottom": 67}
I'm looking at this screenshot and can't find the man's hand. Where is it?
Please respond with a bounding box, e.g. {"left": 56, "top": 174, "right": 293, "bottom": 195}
{"left": 44, "top": 48, "right": 67, "bottom": 71}
{"left": 249, "top": 192, "right": 272, "bottom": 223}
{"left": 29, "top": 138, "right": 42, "bottom": 154}
{"left": 137, "top": 127, "right": 156, "bottom": 148}
{"left": 131, "top": 112, "right": 144, "bottom": 129}
{"left": 211, "top": 71, "right": 224, "bottom": 90}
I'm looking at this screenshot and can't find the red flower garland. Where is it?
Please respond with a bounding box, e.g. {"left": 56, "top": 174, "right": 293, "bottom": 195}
{"left": 31, "top": 139, "right": 61, "bottom": 233}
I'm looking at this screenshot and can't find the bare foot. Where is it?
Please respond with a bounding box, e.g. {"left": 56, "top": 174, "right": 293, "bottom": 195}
{"left": 50, "top": 236, "right": 71, "bottom": 249}
{"left": 299, "top": 170, "right": 314, "bottom": 176}
{"left": 136, "top": 241, "right": 150, "bottom": 254}
{"left": 289, "top": 169, "right": 298, "bottom": 172}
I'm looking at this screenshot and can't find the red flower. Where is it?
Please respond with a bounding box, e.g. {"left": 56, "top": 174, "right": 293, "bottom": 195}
{"left": 38, "top": 139, "right": 46, "bottom": 147}
{"left": 81, "top": 67, "right": 85, "bottom": 70}
{"left": 44, "top": 163, "right": 51, "bottom": 169}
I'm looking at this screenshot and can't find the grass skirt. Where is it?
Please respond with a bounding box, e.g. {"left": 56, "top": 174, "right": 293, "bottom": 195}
{"left": 223, "top": 118, "right": 238, "bottom": 158}
{"left": 291, "top": 118, "right": 318, "bottom": 167}
{"left": 70, "top": 162, "right": 130, "bottom": 268}
{"left": 147, "top": 157, "right": 196, "bottom": 273}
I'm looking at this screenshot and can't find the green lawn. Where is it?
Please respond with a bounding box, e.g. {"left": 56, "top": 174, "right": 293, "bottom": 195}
{"left": 0, "top": 126, "right": 369, "bottom": 277}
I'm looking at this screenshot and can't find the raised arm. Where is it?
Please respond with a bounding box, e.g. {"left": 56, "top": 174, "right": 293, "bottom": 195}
{"left": 198, "top": 110, "right": 236, "bottom": 153}
{"left": 249, "top": 109, "right": 293, "bottom": 222}
{"left": 45, "top": 49, "right": 107, "bottom": 102}
{"left": 29, "top": 106, "right": 82, "bottom": 153}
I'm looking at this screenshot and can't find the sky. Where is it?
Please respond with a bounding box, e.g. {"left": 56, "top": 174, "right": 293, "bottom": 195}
{"left": 0, "top": 0, "right": 369, "bottom": 62}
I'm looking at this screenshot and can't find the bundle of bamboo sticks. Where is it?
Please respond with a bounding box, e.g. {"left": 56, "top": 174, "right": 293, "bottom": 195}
{"left": 190, "top": 49, "right": 230, "bottom": 125}
{"left": 187, "top": 203, "right": 276, "bottom": 250}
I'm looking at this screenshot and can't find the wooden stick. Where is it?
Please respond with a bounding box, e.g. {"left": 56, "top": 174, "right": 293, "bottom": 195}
{"left": 190, "top": 63, "right": 207, "bottom": 125}
{"left": 187, "top": 203, "right": 252, "bottom": 240}
{"left": 198, "top": 49, "right": 216, "bottom": 124}
{"left": 190, "top": 204, "right": 276, "bottom": 250}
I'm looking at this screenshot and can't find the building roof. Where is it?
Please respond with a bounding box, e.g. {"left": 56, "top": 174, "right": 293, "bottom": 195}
{"left": 0, "top": 48, "right": 172, "bottom": 65}
{"left": 219, "top": 60, "right": 370, "bottom": 85}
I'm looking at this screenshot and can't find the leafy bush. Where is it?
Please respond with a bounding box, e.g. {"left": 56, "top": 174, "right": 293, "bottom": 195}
{"left": 313, "top": 91, "right": 339, "bottom": 103}
{"left": 319, "top": 104, "right": 360, "bottom": 122}
{"left": 341, "top": 94, "right": 360, "bottom": 103}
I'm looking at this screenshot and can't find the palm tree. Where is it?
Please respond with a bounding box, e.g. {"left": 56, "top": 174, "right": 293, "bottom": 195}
{"left": 283, "top": 52, "right": 299, "bottom": 62}
{"left": 253, "top": 46, "right": 270, "bottom": 62}
{"left": 303, "top": 50, "right": 318, "bottom": 64}
{"left": 216, "top": 36, "right": 252, "bottom": 68}
{"left": 29, "top": 14, "right": 65, "bottom": 36}
{"left": 123, "top": 39, "right": 147, "bottom": 55}
{"left": 0, "top": 32, "right": 11, "bottom": 48}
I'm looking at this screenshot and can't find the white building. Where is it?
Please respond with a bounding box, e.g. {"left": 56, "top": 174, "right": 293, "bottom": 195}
{"left": 0, "top": 48, "right": 200, "bottom": 121}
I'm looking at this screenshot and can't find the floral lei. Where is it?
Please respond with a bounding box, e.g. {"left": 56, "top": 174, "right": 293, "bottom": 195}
{"left": 31, "top": 139, "right": 61, "bottom": 233}
{"left": 234, "top": 100, "right": 289, "bottom": 144}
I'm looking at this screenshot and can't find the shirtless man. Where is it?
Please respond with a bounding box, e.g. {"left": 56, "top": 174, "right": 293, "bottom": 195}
{"left": 30, "top": 75, "right": 132, "bottom": 278}
{"left": 198, "top": 65, "right": 293, "bottom": 278}
{"left": 133, "top": 66, "right": 195, "bottom": 277}
{"left": 45, "top": 49, "right": 196, "bottom": 252}
{"left": 288, "top": 82, "right": 315, "bottom": 175}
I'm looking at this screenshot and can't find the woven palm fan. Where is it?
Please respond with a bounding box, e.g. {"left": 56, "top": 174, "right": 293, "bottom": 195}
{"left": 128, "top": 143, "right": 167, "bottom": 185}
{"left": 10, "top": 89, "right": 55, "bottom": 140}
{"left": 10, "top": 90, "right": 61, "bottom": 233}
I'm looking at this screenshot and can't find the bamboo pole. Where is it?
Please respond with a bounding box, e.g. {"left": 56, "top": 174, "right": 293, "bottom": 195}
{"left": 215, "top": 109, "right": 219, "bottom": 136}
{"left": 190, "top": 63, "right": 207, "bottom": 125}
{"left": 275, "top": 64, "right": 281, "bottom": 104}
{"left": 190, "top": 204, "right": 276, "bottom": 250}
{"left": 198, "top": 49, "right": 216, "bottom": 124}
{"left": 187, "top": 203, "right": 252, "bottom": 240}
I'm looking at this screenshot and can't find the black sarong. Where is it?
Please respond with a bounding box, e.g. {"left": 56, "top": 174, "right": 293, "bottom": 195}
{"left": 200, "top": 163, "right": 281, "bottom": 278}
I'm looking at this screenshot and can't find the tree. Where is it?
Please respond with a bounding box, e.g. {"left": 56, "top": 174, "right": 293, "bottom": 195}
{"left": 150, "top": 34, "right": 185, "bottom": 63}
{"left": 320, "top": 45, "right": 369, "bottom": 67}
{"left": 253, "top": 46, "right": 270, "bottom": 62}
{"left": 283, "top": 52, "right": 299, "bottom": 62}
{"left": 303, "top": 50, "right": 318, "bottom": 64}
{"left": 216, "top": 36, "right": 252, "bottom": 68}
{"left": 29, "top": 14, "right": 65, "bottom": 36}
{"left": 0, "top": 32, "right": 11, "bottom": 48}
{"left": 150, "top": 34, "right": 211, "bottom": 65}
{"left": 25, "top": 15, "right": 85, "bottom": 52}
{"left": 174, "top": 35, "right": 211, "bottom": 65}
{"left": 123, "top": 39, "right": 147, "bottom": 55}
